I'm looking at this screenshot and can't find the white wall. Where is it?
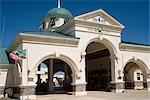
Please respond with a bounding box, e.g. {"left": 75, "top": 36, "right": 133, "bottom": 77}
{"left": 0, "top": 66, "right": 13, "bottom": 88}
{"left": 121, "top": 50, "right": 150, "bottom": 77}
{"left": 22, "top": 42, "right": 83, "bottom": 85}
{"left": 15, "top": 16, "right": 150, "bottom": 92}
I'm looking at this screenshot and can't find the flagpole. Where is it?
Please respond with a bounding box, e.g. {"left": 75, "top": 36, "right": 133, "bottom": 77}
{"left": 57, "top": 0, "right": 61, "bottom": 8}
{"left": 12, "top": 61, "right": 15, "bottom": 98}
{"left": 26, "top": 48, "right": 29, "bottom": 100}
{"left": 0, "top": 16, "right": 5, "bottom": 47}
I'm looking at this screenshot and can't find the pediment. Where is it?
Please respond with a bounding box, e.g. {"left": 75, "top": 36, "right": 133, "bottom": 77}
{"left": 75, "top": 9, "right": 124, "bottom": 28}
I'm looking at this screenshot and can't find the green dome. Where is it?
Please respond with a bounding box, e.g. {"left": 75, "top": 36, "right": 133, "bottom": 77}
{"left": 45, "top": 8, "right": 73, "bottom": 18}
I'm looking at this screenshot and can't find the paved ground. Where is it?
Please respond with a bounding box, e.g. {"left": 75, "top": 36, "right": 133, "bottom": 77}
{"left": 37, "top": 90, "right": 150, "bottom": 100}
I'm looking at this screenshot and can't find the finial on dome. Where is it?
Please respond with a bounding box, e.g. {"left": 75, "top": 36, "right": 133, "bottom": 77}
{"left": 57, "top": 0, "right": 61, "bottom": 8}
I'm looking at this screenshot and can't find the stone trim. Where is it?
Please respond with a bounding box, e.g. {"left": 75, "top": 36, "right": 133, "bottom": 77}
{"left": 75, "top": 9, "right": 124, "bottom": 28}
{"left": 20, "top": 85, "right": 36, "bottom": 96}
{"left": 72, "top": 82, "right": 87, "bottom": 92}
{"left": 134, "top": 81, "right": 144, "bottom": 90}
{"left": 8, "top": 33, "right": 79, "bottom": 51}
{"left": 111, "top": 82, "right": 125, "bottom": 90}
{"left": 119, "top": 43, "right": 150, "bottom": 52}
{"left": 0, "top": 86, "right": 5, "bottom": 95}
{"left": 74, "top": 19, "right": 123, "bottom": 33}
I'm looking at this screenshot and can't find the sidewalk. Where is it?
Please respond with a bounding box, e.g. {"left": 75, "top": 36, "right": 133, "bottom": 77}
{"left": 37, "top": 90, "right": 150, "bottom": 100}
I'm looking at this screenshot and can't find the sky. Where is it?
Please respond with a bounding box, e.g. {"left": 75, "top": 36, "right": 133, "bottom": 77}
{"left": 0, "top": 0, "right": 150, "bottom": 48}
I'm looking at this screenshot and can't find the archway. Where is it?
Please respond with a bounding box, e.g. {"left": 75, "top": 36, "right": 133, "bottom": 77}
{"left": 85, "top": 41, "right": 112, "bottom": 91}
{"left": 35, "top": 59, "right": 73, "bottom": 95}
{"left": 123, "top": 60, "right": 147, "bottom": 90}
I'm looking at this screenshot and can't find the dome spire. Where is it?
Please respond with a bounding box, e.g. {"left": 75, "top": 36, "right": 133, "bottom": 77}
{"left": 57, "top": 0, "right": 61, "bottom": 8}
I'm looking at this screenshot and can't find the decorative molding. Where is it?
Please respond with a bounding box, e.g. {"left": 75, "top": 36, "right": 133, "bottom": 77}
{"left": 98, "top": 33, "right": 103, "bottom": 40}
{"left": 119, "top": 43, "right": 150, "bottom": 52}
{"left": 8, "top": 33, "right": 79, "bottom": 51}
{"left": 75, "top": 9, "right": 124, "bottom": 29}
{"left": 74, "top": 19, "right": 123, "bottom": 33}
{"left": 133, "top": 56, "right": 137, "bottom": 61}
{"left": 54, "top": 50, "right": 61, "bottom": 57}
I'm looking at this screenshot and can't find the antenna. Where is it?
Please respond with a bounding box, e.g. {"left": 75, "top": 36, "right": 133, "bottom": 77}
{"left": 57, "top": 0, "right": 61, "bottom": 8}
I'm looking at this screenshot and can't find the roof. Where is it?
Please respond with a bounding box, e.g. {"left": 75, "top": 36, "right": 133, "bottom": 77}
{"left": 44, "top": 7, "right": 73, "bottom": 19}
{"left": 20, "top": 31, "right": 79, "bottom": 40}
{"left": 0, "top": 48, "right": 9, "bottom": 64}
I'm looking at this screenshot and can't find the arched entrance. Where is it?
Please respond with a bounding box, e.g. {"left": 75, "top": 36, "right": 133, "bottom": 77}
{"left": 123, "top": 60, "right": 148, "bottom": 90}
{"left": 85, "top": 41, "right": 113, "bottom": 91}
{"left": 35, "top": 58, "right": 73, "bottom": 94}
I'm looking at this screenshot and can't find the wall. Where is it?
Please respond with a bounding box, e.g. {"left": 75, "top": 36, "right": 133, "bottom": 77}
{"left": 0, "top": 65, "right": 13, "bottom": 98}
{"left": 22, "top": 42, "right": 82, "bottom": 86}
{"left": 121, "top": 50, "right": 150, "bottom": 79}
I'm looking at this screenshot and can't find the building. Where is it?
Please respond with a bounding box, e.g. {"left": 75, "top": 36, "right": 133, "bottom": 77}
{"left": 0, "top": 1, "right": 150, "bottom": 100}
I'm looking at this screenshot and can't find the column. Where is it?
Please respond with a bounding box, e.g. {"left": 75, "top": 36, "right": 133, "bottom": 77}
{"left": 110, "top": 55, "right": 125, "bottom": 93}
{"left": 72, "top": 54, "right": 87, "bottom": 96}
{"left": 64, "top": 63, "right": 68, "bottom": 80}
{"left": 20, "top": 58, "right": 36, "bottom": 100}
{"left": 48, "top": 59, "right": 54, "bottom": 92}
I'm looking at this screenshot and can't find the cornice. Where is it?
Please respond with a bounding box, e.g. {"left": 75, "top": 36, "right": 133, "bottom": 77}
{"left": 119, "top": 43, "right": 150, "bottom": 53}
{"left": 8, "top": 33, "right": 79, "bottom": 51}
{"left": 74, "top": 19, "right": 123, "bottom": 33}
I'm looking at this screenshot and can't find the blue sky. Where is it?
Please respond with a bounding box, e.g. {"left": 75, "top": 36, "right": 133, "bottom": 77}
{"left": 0, "top": 0, "right": 149, "bottom": 48}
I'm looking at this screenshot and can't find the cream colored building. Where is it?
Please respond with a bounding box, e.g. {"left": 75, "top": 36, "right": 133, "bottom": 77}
{"left": 0, "top": 4, "right": 150, "bottom": 100}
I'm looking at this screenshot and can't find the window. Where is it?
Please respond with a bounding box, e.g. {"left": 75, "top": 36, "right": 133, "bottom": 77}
{"left": 43, "top": 22, "right": 46, "bottom": 29}
{"left": 92, "top": 17, "right": 106, "bottom": 24}
{"left": 64, "top": 18, "right": 69, "bottom": 23}
{"left": 137, "top": 72, "right": 141, "bottom": 80}
{"left": 48, "top": 18, "right": 56, "bottom": 27}
{"left": 93, "top": 17, "right": 98, "bottom": 22}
